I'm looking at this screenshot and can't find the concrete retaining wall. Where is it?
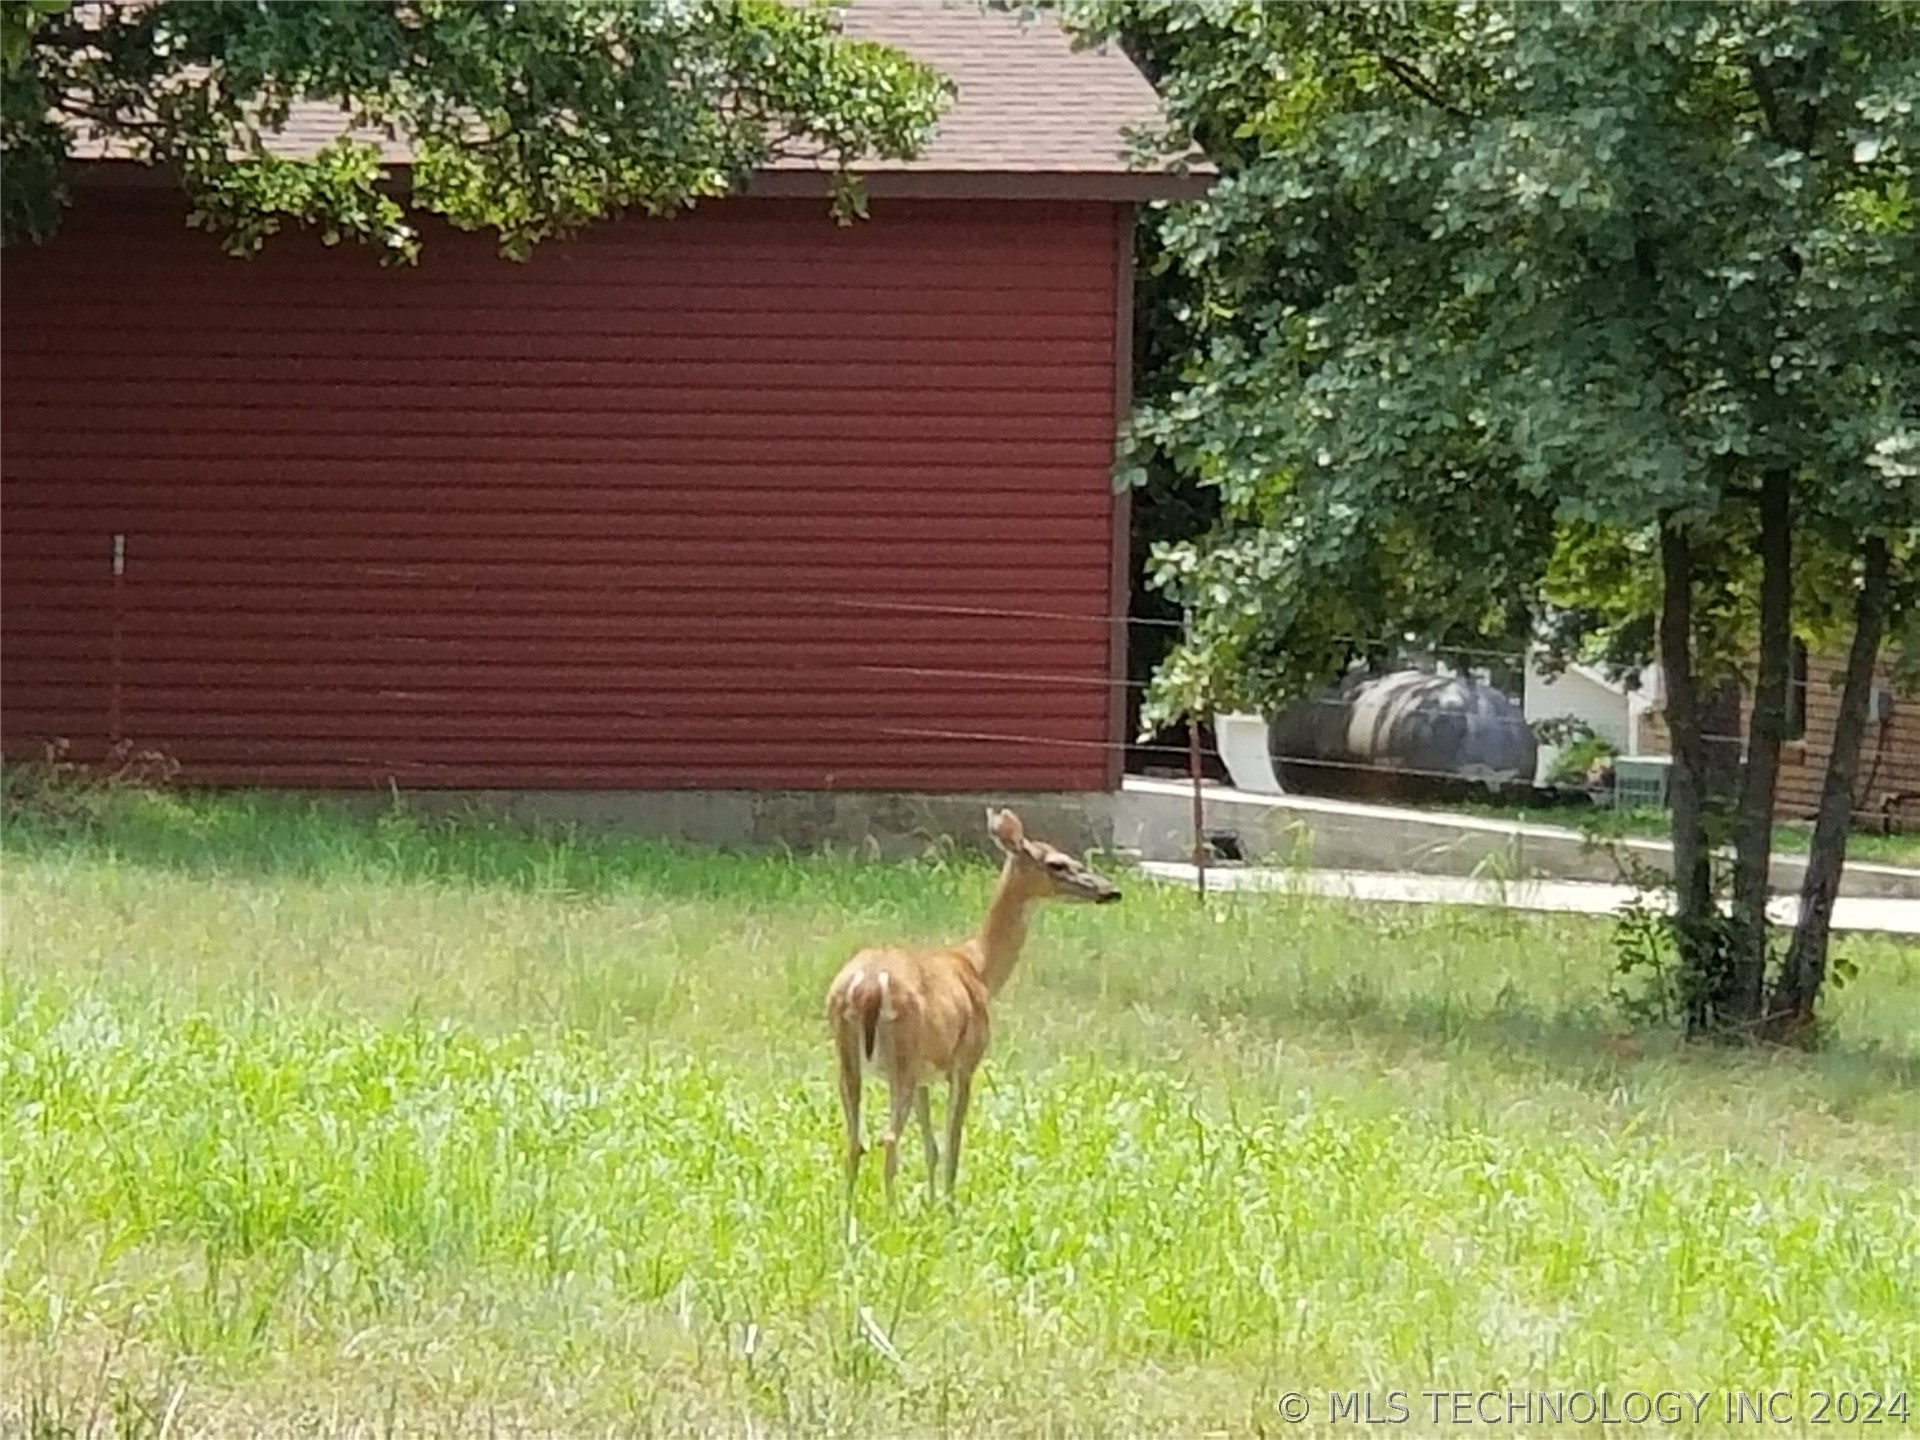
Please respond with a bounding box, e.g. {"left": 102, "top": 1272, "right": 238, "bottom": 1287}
{"left": 1116, "top": 778, "right": 1920, "bottom": 901}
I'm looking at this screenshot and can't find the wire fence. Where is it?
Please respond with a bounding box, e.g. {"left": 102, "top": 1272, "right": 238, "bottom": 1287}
{"left": 30, "top": 593, "right": 1909, "bottom": 894}
{"left": 874, "top": 722, "right": 1914, "bottom": 817}
{"left": 825, "top": 595, "right": 1918, "bottom": 889}
{"left": 831, "top": 596, "right": 1646, "bottom": 665}
{"left": 855, "top": 661, "right": 1854, "bottom": 755}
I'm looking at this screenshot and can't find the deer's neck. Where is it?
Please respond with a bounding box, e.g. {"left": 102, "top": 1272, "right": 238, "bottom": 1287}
{"left": 969, "top": 860, "right": 1033, "bottom": 995}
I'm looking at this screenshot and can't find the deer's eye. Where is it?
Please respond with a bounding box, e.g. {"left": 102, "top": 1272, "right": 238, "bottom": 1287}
{"left": 1047, "top": 858, "right": 1072, "bottom": 873}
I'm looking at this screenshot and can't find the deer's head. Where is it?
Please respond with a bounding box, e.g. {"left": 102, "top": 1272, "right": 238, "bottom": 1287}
{"left": 987, "top": 807, "right": 1122, "bottom": 905}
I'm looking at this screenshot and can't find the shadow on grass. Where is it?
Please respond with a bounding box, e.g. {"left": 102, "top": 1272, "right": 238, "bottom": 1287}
{"left": 1227, "top": 974, "right": 1920, "bottom": 1097}
{"left": 1046, "top": 942, "right": 1920, "bottom": 1100}
{"left": 0, "top": 780, "right": 967, "bottom": 910}
{"left": 10, "top": 777, "right": 1916, "bottom": 1095}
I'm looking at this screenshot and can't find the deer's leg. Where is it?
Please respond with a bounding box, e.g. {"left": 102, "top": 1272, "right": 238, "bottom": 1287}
{"left": 915, "top": 1088, "right": 939, "bottom": 1202}
{"left": 881, "top": 1077, "right": 917, "bottom": 1207}
{"left": 942, "top": 1068, "right": 974, "bottom": 1205}
{"left": 835, "top": 1021, "right": 864, "bottom": 1214}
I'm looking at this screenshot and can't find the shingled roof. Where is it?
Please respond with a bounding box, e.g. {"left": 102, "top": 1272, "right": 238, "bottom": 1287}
{"left": 822, "top": 0, "right": 1189, "bottom": 176}
{"left": 70, "top": 0, "right": 1206, "bottom": 200}
{"left": 769, "top": 0, "right": 1208, "bottom": 197}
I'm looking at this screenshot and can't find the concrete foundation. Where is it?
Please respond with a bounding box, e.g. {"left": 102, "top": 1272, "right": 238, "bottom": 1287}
{"left": 303, "top": 788, "right": 1117, "bottom": 861}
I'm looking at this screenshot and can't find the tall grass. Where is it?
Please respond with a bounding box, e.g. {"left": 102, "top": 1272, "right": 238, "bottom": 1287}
{"left": 4, "top": 789, "right": 1917, "bottom": 1437}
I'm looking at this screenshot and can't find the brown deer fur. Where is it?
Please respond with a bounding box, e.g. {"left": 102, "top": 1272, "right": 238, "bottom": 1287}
{"left": 824, "top": 808, "right": 1121, "bottom": 1210}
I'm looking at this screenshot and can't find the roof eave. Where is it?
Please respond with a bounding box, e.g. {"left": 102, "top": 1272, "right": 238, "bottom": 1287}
{"left": 65, "top": 157, "right": 1214, "bottom": 205}
{"left": 745, "top": 167, "right": 1213, "bottom": 202}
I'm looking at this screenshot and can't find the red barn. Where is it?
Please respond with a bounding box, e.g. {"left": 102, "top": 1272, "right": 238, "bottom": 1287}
{"left": 1, "top": 3, "right": 1198, "bottom": 842}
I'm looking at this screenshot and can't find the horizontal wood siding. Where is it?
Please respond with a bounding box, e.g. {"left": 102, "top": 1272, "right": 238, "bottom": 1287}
{"left": 1, "top": 195, "right": 1124, "bottom": 791}
{"left": 1767, "top": 653, "right": 1920, "bottom": 830}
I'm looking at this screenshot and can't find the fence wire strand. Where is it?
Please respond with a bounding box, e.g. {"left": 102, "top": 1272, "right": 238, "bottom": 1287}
{"left": 858, "top": 663, "right": 1844, "bottom": 753}
{"left": 829, "top": 598, "right": 1669, "bottom": 666}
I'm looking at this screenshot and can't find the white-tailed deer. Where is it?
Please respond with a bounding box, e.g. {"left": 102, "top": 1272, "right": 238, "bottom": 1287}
{"left": 824, "top": 807, "right": 1121, "bottom": 1211}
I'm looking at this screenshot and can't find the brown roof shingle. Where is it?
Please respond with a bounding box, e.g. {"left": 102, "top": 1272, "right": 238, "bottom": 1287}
{"left": 821, "top": 0, "right": 1178, "bottom": 175}
{"left": 69, "top": 0, "right": 1206, "bottom": 196}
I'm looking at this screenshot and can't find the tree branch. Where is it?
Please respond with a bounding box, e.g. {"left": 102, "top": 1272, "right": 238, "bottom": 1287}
{"left": 50, "top": 95, "right": 170, "bottom": 138}
{"left": 1375, "top": 52, "right": 1470, "bottom": 120}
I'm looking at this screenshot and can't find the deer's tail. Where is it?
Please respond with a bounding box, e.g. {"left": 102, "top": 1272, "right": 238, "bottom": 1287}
{"left": 844, "top": 968, "right": 895, "bottom": 1065}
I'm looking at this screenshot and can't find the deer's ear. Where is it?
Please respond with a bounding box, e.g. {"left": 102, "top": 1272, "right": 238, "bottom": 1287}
{"left": 987, "top": 807, "right": 1026, "bottom": 852}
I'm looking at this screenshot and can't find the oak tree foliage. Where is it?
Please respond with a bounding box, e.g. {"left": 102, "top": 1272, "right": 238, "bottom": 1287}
{"left": 1064, "top": 0, "right": 1919, "bottom": 1038}
{"left": 2, "top": 0, "right": 952, "bottom": 259}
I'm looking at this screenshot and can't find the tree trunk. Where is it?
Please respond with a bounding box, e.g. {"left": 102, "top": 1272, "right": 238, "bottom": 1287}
{"left": 1726, "top": 469, "right": 1794, "bottom": 1032}
{"left": 1769, "top": 535, "right": 1892, "bottom": 1038}
{"left": 1659, "top": 519, "right": 1724, "bottom": 1037}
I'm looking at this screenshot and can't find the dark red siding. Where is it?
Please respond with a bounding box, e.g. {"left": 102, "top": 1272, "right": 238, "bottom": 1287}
{"left": 2, "top": 193, "right": 1126, "bottom": 792}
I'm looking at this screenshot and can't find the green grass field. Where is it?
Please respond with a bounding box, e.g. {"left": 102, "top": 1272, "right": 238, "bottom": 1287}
{"left": 4, "top": 789, "right": 1917, "bottom": 1438}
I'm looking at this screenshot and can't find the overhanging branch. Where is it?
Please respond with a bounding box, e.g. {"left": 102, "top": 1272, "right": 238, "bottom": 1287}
{"left": 1376, "top": 52, "right": 1471, "bottom": 120}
